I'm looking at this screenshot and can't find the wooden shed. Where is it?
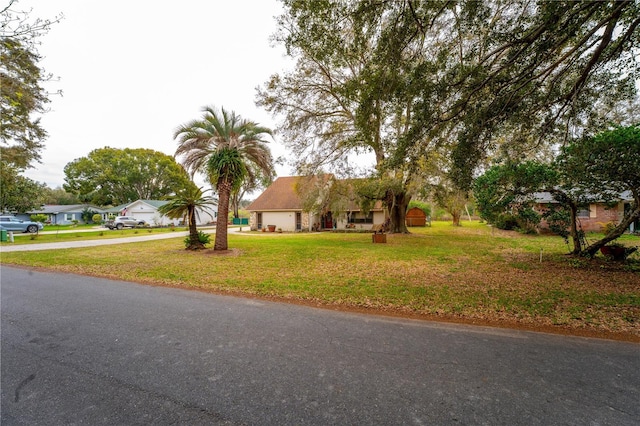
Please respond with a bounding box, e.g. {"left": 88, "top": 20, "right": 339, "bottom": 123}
{"left": 406, "top": 207, "right": 427, "bottom": 227}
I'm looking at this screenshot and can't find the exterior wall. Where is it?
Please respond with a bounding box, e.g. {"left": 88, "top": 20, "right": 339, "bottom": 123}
{"left": 127, "top": 201, "right": 161, "bottom": 225}
{"left": 194, "top": 207, "right": 217, "bottom": 225}
{"left": 333, "top": 211, "right": 385, "bottom": 231}
{"left": 250, "top": 210, "right": 385, "bottom": 232}
{"left": 577, "top": 203, "right": 623, "bottom": 232}
{"left": 539, "top": 202, "right": 623, "bottom": 233}
{"left": 373, "top": 211, "right": 385, "bottom": 226}
{"left": 125, "top": 201, "right": 217, "bottom": 227}
{"left": 262, "top": 211, "right": 297, "bottom": 232}
{"left": 301, "top": 212, "right": 314, "bottom": 231}
{"left": 47, "top": 212, "right": 81, "bottom": 225}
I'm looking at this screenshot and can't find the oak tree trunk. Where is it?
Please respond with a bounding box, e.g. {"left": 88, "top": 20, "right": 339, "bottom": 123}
{"left": 387, "top": 191, "right": 410, "bottom": 234}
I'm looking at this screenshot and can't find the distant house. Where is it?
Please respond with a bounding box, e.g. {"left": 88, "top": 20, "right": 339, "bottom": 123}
{"left": 106, "top": 199, "right": 218, "bottom": 226}
{"left": 534, "top": 191, "right": 638, "bottom": 233}
{"left": 247, "top": 176, "right": 385, "bottom": 232}
{"left": 25, "top": 204, "right": 108, "bottom": 225}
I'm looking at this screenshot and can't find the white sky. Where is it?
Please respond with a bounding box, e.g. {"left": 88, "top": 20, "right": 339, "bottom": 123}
{"left": 19, "top": 0, "right": 294, "bottom": 189}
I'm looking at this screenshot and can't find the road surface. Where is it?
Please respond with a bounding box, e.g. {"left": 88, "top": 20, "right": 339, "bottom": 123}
{"left": 1, "top": 266, "right": 639, "bottom": 425}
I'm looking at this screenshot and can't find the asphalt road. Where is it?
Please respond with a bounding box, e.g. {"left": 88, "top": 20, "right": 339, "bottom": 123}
{"left": 1, "top": 266, "right": 639, "bottom": 425}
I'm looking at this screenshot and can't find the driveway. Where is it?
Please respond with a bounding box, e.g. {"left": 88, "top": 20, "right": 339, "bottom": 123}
{"left": 2, "top": 266, "right": 639, "bottom": 425}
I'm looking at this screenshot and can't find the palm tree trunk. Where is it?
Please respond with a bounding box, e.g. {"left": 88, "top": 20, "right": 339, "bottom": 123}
{"left": 214, "top": 179, "right": 232, "bottom": 251}
{"left": 187, "top": 206, "right": 204, "bottom": 250}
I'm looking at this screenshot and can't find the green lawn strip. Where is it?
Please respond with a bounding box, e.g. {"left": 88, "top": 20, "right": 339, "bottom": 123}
{"left": 1, "top": 222, "right": 638, "bottom": 337}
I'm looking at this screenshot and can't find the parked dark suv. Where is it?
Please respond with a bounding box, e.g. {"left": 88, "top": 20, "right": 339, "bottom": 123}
{"left": 106, "top": 216, "right": 147, "bottom": 230}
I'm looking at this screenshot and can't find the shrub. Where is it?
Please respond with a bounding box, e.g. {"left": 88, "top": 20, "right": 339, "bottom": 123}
{"left": 30, "top": 214, "right": 48, "bottom": 224}
{"left": 92, "top": 213, "right": 102, "bottom": 224}
{"left": 544, "top": 207, "right": 571, "bottom": 243}
{"left": 515, "top": 207, "right": 541, "bottom": 234}
{"left": 599, "top": 221, "right": 617, "bottom": 235}
{"left": 494, "top": 213, "right": 518, "bottom": 230}
{"left": 183, "top": 231, "right": 210, "bottom": 248}
{"left": 81, "top": 207, "right": 98, "bottom": 224}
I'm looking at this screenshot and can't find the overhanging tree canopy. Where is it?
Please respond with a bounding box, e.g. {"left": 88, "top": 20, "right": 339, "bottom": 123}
{"left": 475, "top": 124, "right": 640, "bottom": 257}
{"left": 258, "top": 0, "right": 639, "bottom": 218}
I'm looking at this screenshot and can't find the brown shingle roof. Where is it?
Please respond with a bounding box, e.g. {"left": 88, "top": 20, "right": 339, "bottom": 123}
{"left": 248, "top": 175, "right": 384, "bottom": 212}
{"left": 247, "top": 176, "right": 304, "bottom": 211}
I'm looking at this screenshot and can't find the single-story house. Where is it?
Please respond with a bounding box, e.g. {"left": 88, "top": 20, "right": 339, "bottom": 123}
{"left": 24, "top": 204, "right": 108, "bottom": 225}
{"left": 534, "top": 191, "right": 638, "bottom": 233}
{"left": 247, "top": 176, "right": 385, "bottom": 232}
{"left": 106, "top": 199, "right": 218, "bottom": 227}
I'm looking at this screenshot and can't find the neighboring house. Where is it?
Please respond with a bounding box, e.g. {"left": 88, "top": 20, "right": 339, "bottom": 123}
{"left": 247, "top": 176, "right": 385, "bottom": 232}
{"left": 106, "top": 199, "right": 218, "bottom": 226}
{"left": 25, "top": 204, "right": 108, "bottom": 225}
{"left": 534, "top": 191, "right": 638, "bottom": 233}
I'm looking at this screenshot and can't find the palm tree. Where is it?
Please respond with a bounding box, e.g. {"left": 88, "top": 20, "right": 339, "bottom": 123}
{"left": 158, "top": 185, "right": 216, "bottom": 250}
{"left": 174, "top": 106, "right": 274, "bottom": 250}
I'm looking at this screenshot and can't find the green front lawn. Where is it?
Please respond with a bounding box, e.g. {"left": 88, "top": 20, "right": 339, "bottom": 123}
{"left": 2, "top": 221, "right": 638, "bottom": 341}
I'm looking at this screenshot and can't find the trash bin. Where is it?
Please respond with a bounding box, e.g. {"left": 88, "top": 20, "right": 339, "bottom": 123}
{"left": 0, "top": 229, "right": 7, "bottom": 242}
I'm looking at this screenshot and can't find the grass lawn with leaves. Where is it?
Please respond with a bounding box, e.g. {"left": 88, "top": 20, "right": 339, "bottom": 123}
{"left": 2, "top": 221, "right": 638, "bottom": 341}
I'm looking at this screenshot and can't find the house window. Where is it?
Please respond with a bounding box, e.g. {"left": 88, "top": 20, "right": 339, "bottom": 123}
{"left": 577, "top": 208, "right": 590, "bottom": 218}
{"left": 296, "top": 212, "right": 302, "bottom": 231}
{"left": 65, "top": 213, "right": 75, "bottom": 221}
{"left": 348, "top": 211, "right": 374, "bottom": 224}
{"left": 257, "top": 213, "right": 263, "bottom": 229}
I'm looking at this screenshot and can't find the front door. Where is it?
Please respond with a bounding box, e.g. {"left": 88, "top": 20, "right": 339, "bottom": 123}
{"left": 322, "top": 212, "right": 333, "bottom": 229}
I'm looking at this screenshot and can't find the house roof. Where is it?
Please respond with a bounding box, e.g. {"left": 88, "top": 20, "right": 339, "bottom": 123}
{"left": 127, "top": 199, "right": 169, "bottom": 210}
{"left": 29, "top": 204, "right": 107, "bottom": 214}
{"left": 248, "top": 176, "right": 384, "bottom": 212}
{"left": 247, "top": 176, "right": 304, "bottom": 211}
{"left": 534, "top": 190, "right": 634, "bottom": 204}
{"left": 104, "top": 200, "right": 170, "bottom": 213}
{"left": 104, "top": 203, "right": 129, "bottom": 214}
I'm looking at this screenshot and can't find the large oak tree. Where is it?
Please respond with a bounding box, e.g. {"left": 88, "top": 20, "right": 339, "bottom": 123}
{"left": 258, "top": 1, "right": 639, "bottom": 232}
{"left": 63, "top": 147, "right": 193, "bottom": 206}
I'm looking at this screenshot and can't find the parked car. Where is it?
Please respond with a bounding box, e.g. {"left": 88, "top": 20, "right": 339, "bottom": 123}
{"left": 0, "top": 216, "right": 44, "bottom": 233}
{"left": 105, "top": 216, "right": 147, "bottom": 230}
